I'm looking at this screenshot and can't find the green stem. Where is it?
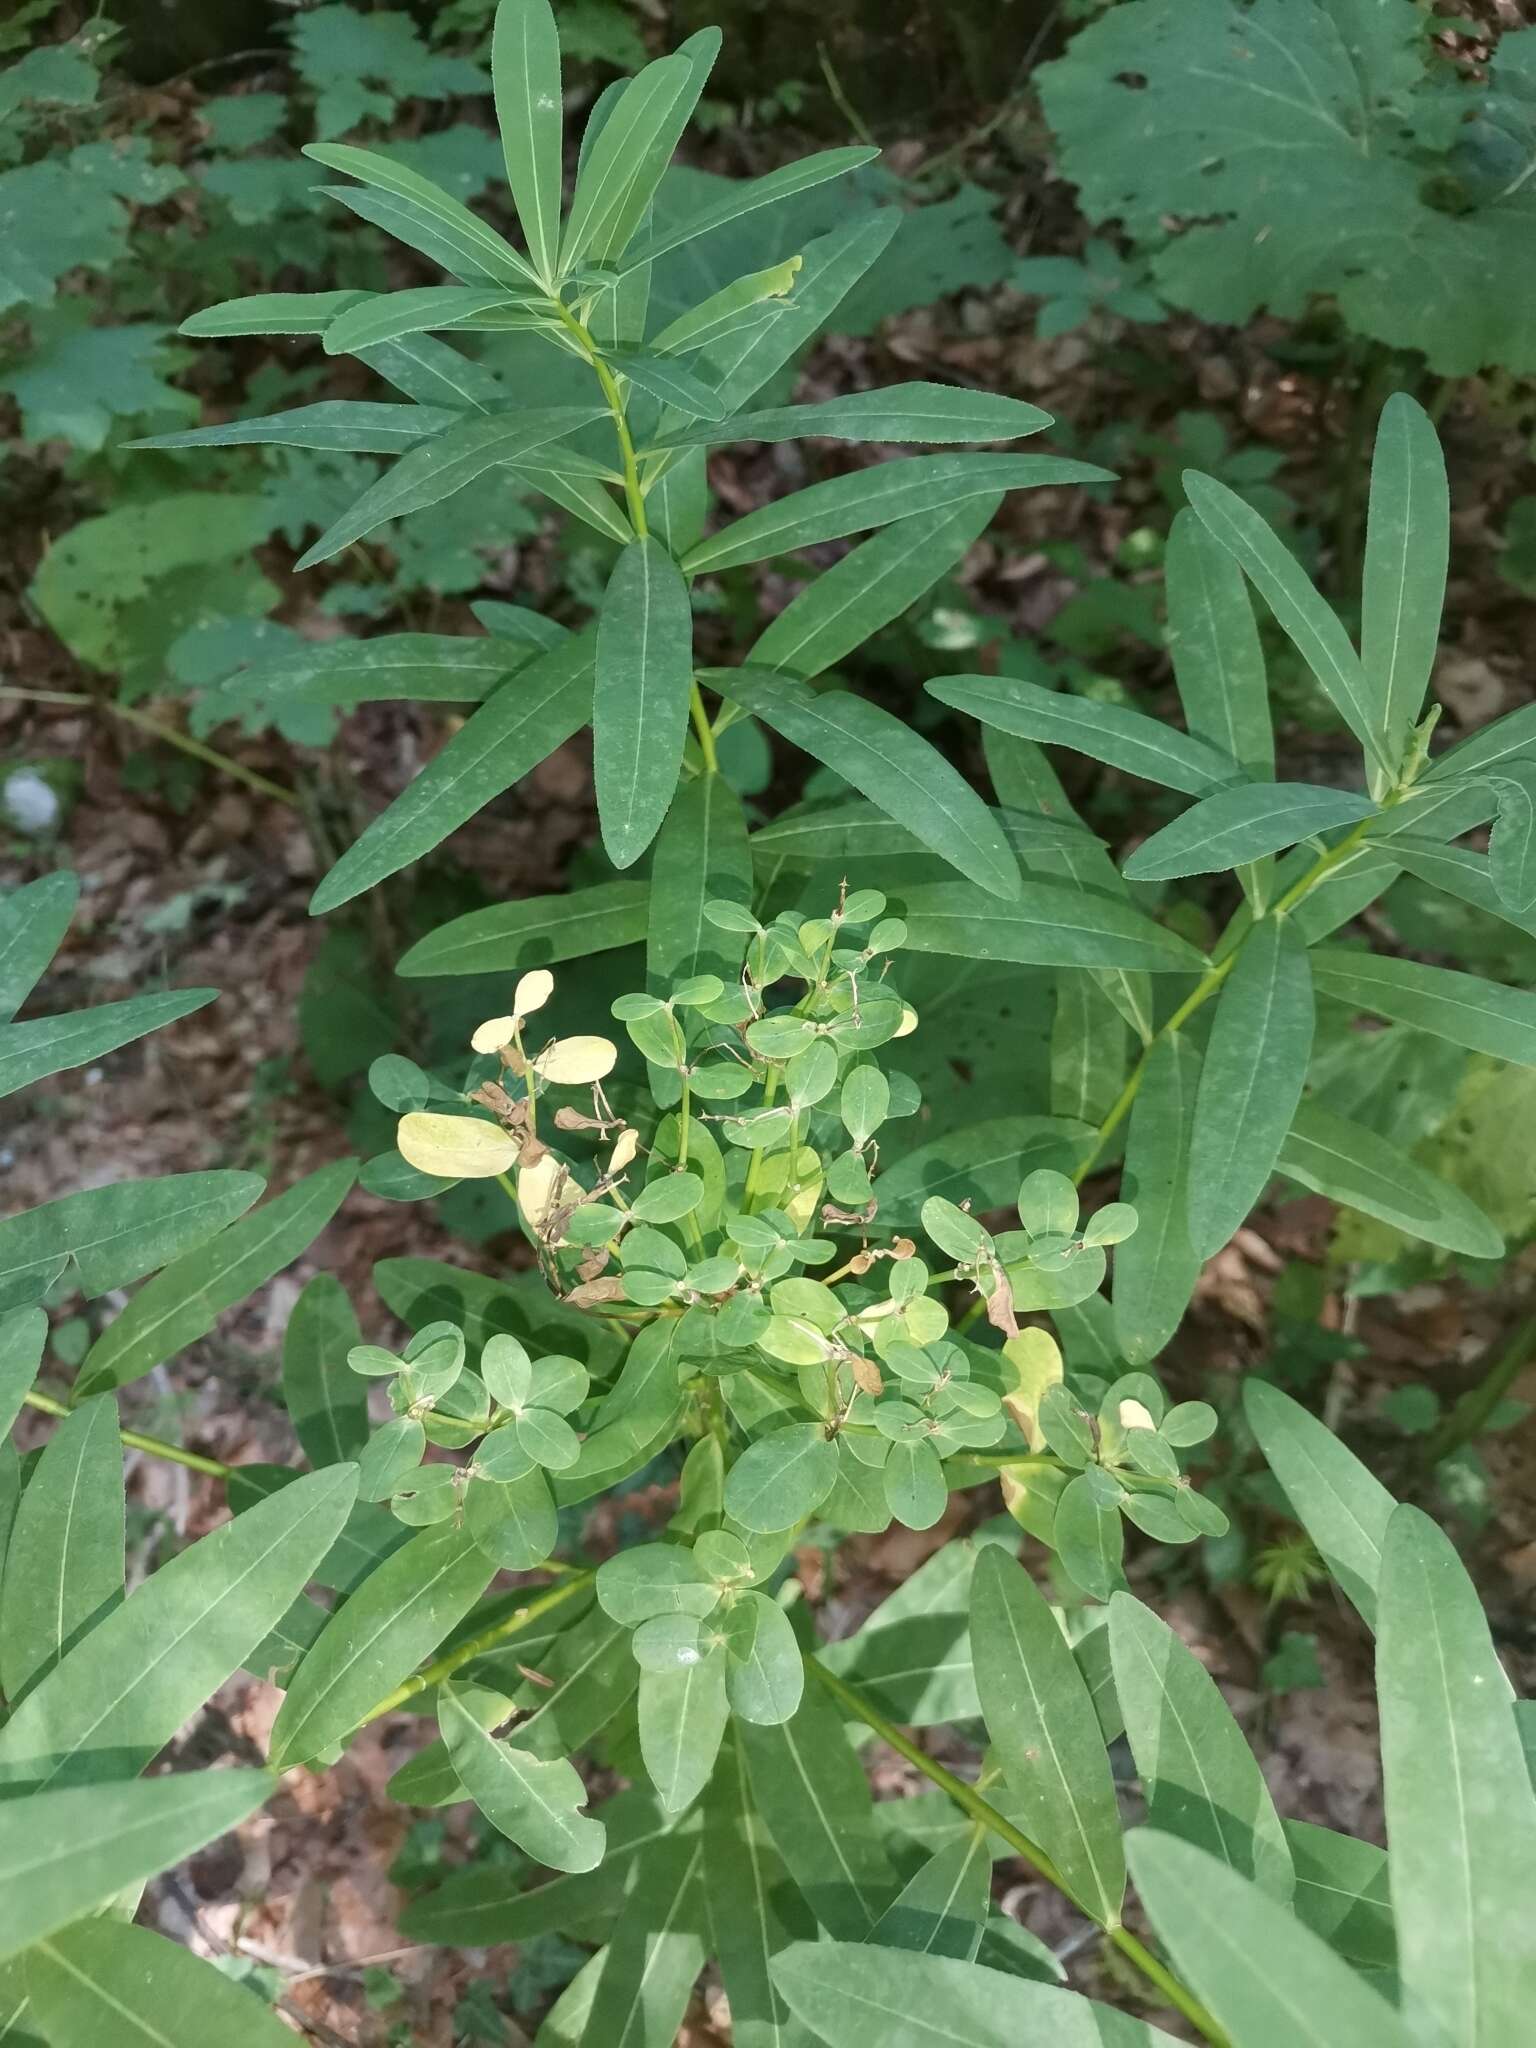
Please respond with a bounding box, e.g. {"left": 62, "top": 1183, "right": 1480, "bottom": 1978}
{"left": 807, "top": 1659, "right": 1229, "bottom": 2047}
{"left": 1421, "top": 1312, "right": 1536, "bottom": 1468}
{"left": 22, "top": 1388, "right": 234, "bottom": 1480}
{"left": 360, "top": 1569, "right": 594, "bottom": 1724}
{"left": 1072, "top": 808, "right": 1384, "bottom": 1186}
{"left": 0, "top": 687, "right": 300, "bottom": 807}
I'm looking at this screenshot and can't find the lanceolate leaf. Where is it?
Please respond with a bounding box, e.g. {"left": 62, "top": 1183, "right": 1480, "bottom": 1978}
{"left": 640, "top": 1647, "right": 731, "bottom": 1812}
{"left": 1362, "top": 393, "right": 1448, "bottom": 765}
{"left": 126, "top": 400, "right": 460, "bottom": 454}
{"left": 716, "top": 669, "right": 1019, "bottom": 900}
{"left": 218, "top": 634, "right": 521, "bottom": 708}
{"left": 0, "top": 1467, "right": 357, "bottom": 1792}
{"left": 295, "top": 405, "right": 606, "bottom": 568}
{"left": 0, "top": 1171, "right": 264, "bottom": 1316}
{"left": 1113, "top": 1035, "right": 1202, "bottom": 1367}
{"left": 1127, "top": 1832, "right": 1415, "bottom": 2048}
{"left": 682, "top": 454, "right": 1110, "bottom": 575}
{"left": 0, "top": 987, "right": 216, "bottom": 1102}
{"left": 610, "top": 348, "right": 728, "bottom": 420}
{"left": 271, "top": 1523, "right": 492, "bottom": 1768}
{"left": 705, "top": 1733, "right": 812, "bottom": 2048}
{"left": 1424, "top": 699, "right": 1536, "bottom": 785}
{"left": 1278, "top": 1100, "right": 1502, "bottom": 1261}
{"left": 282, "top": 1273, "right": 368, "bottom": 1468}
{"left": 400, "top": 879, "right": 649, "bottom": 979}
{"left": 0, "top": 1771, "right": 271, "bottom": 1965}
{"left": 0, "top": 1396, "right": 124, "bottom": 1703}
{"left": 560, "top": 37, "right": 720, "bottom": 272}
{"left": 656, "top": 384, "right": 1053, "bottom": 450}
{"left": 867, "top": 1832, "right": 992, "bottom": 1959}
{"left": 179, "top": 290, "right": 371, "bottom": 337}
{"left": 647, "top": 771, "right": 752, "bottom": 990}
{"left": 311, "top": 630, "right": 597, "bottom": 913}
{"left": 77, "top": 1159, "right": 357, "bottom": 1395}
{"left": 0, "top": 1307, "right": 44, "bottom": 1441}
{"left": 1389, "top": 835, "right": 1536, "bottom": 939}
{"left": 970, "top": 1548, "right": 1125, "bottom": 1927}
{"left": 899, "top": 880, "right": 1203, "bottom": 972}
{"left": 1108, "top": 1594, "right": 1292, "bottom": 1899}
{"left": 618, "top": 146, "right": 879, "bottom": 273}
{"left": 1184, "top": 470, "right": 1392, "bottom": 779}
{"left": 1488, "top": 768, "right": 1536, "bottom": 914}
{"left": 305, "top": 141, "right": 536, "bottom": 288}
{"left": 1165, "top": 507, "right": 1274, "bottom": 780}
{"left": 1242, "top": 1379, "right": 1397, "bottom": 1631}
{"left": 1186, "top": 920, "right": 1314, "bottom": 1259}
{"left": 440, "top": 1682, "right": 605, "bottom": 1873}
{"left": 1122, "top": 784, "right": 1375, "bottom": 881}
{"left": 358, "top": 331, "right": 506, "bottom": 412}
{"left": 595, "top": 537, "right": 696, "bottom": 869}
{"left": 1284, "top": 1821, "right": 1396, "bottom": 1972}
{"left": 929, "top": 672, "right": 1242, "bottom": 795}
{"left": 579, "top": 1834, "right": 707, "bottom": 2047}
{"left": 323, "top": 286, "right": 540, "bottom": 355}
{"left": 492, "top": 0, "right": 563, "bottom": 284}
{"left": 0, "top": 871, "right": 77, "bottom": 1024}
{"left": 1309, "top": 946, "right": 1536, "bottom": 1066}
{"left": 25, "top": 1919, "right": 299, "bottom": 2048}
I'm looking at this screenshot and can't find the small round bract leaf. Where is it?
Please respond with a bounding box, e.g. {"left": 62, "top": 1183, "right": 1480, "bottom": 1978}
{"left": 398, "top": 1111, "right": 520, "bottom": 1180}
{"left": 724, "top": 1423, "right": 838, "bottom": 1533}
{"left": 534, "top": 1035, "right": 618, "bottom": 1085}
{"left": 471, "top": 1014, "right": 516, "bottom": 1055}
{"left": 1083, "top": 1200, "right": 1138, "bottom": 1247}
{"left": 369, "top": 1053, "right": 431, "bottom": 1111}
{"left": 357, "top": 1414, "right": 425, "bottom": 1501}
{"left": 348, "top": 1343, "right": 402, "bottom": 1378}
{"left": 722, "top": 1590, "right": 803, "bottom": 1724}
{"left": 883, "top": 1436, "right": 947, "bottom": 1529}
{"left": 480, "top": 1332, "right": 532, "bottom": 1410}
{"left": 1161, "top": 1399, "right": 1217, "bottom": 1446}
{"left": 465, "top": 1466, "right": 557, "bottom": 1570}
{"left": 516, "top": 1407, "right": 581, "bottom": 1472}
{"left": 631, "top": 1612, "right": 707, "bottom": 1672}
{"left": 513, "top": 968, "right": 554, "bottom": 1019}
{"left": 694, "top": 1529, "right": 753, "bottom": 1586}
{"left": 1019, "top": 1166, "right": 1079, "bottom": 1237}
{"left": 534, "top": 1354, "right": 590, "bottom": 1415}
{"left": 475, "top": 1424, "right": 537, "bottom": 1483}
{"left": 597, "top": 1542, "right": 718, "bottom": 1625}
{"left": 630, "top": 1172, "right": 705, "bottom": 1224}
{"left": 392, "top": 1464, "right": 459, "bottom": 1526}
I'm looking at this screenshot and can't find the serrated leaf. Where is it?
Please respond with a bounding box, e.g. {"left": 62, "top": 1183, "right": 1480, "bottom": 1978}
{"left": 1378, "top": 1504, "right": 1536, "bottom": 2048}
{"left": 440, "top": 1680, "right": 605, "bottom": 1872}
{"left": 1311, "top": 944, "right": 1536, "bottom": 1067}
{"left": 0, "top": 871, "right": 77, "bottom": 1022}
{"left": 1187, "top": 920, "right": 1314, "bottom": 1258}
{"left": 595, "top": 536, "right": 695, "bottom": 869}
{"left": 312, "top": 629, "right": 596, "bottom": 912}
{"left": 0, "top": 1171, "right": 264, "bottom": 1316}
{"left": 682, "top": 453, "right": 1110, "bottom": 574}
{"left": 0, "top": 986, "right": 216, "bottom": 1102}
{"left": 970, "top": 1547, "right": 1125, "bottom": 1925}
{"left": 1363, "top": 394, "right": 1448, "bottom": 766}
{"left": 929, "top": 672, "right": 1241, "bottom": 795}
{"left": 1113, "top": 1036, "right": 1201, "bottom": 1367}
{"left": 1123, "top": 784, "right": 1375, "bottom": 882}
{"left": 25, "top": 1919, "right": 299, "bottom": 2047}
{"left": 0, "top": 1769, "right": 271, "bottom": 1964}
{"left": 717, "top": 668, "right": 1018, "bottom": 900}
{"left": 1277, "top": 1099, "right": 1503, "bottom": 1261}
{"left": 77, "top": 1159, "right": 356, "bottom": 1394}
{"left": 0, "top": 1396, "right": 123, "bottom": 1702}
{"left": 0, "top": 1466, "right": 357, "bottom": 1792}
{"left": 271, "top": 1522, "right": 491, "bottom": 1767}
{"left": 899, "top": 878, "right": 1204, "bottom": 972}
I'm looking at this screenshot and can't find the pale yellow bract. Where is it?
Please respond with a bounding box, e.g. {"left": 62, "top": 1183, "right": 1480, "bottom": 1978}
{"left": 1119, "top": 1398, "right": 1158, "bottom": 1434}
{"left": 607, "top": 1127, "right": 639, "bottom": 1174}
{"left": 397, "top": 1111, "right": 520, "bottom": 1180}
{"left": 517, "top": 1151, "right": 565, "bottom": 1232}
{"left": 470, "top": 1014, "right": 517, "bottom": 1054}
{"left": 533, "top": 1035, "right": 618, "bottom": 1085}
{"left": 513, "top": 967, "right": 555, "bottom": 1018}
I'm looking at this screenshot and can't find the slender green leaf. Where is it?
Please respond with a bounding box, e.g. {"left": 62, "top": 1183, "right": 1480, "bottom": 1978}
{"left": 1277, "top": 1100, "right": 1502, "bottom": 1261}
{"left": 749, "top": 497, "right": 1002, "bottom": 681}
{"left": 0, "top": 1171, "right": 264, "bottom": 1316}
{"left": 1424, "top": 700, "right": 1536, "bottom": 785}
{"left": 282, "top": 1273, "right": 368, "bottom": 1468}
{"left": 1488, "top": 768, "right": 1536, "bottom": 913}
{"left": 595, "top": 536, "right": 696, "bottom": 868}
{"left": 492, "top": 0, "right": 562, "bottom": 283}
{"left": 1165, "top": 507, "right": 1273, "bottom": 779}
{"left": 0, "top": 872, "right": 77, "bottom": 1023}
{"left": 771, "top": 1942, "right": 1182, "bottom": 2048}
{"left": 717, "top": 668, "right": 1018, "bottom": 900}
{"left": 126, "top": 399, "right": 457, "bottom": 454}
{"left": 704, "top": 1732, "right": 811, "bottom": 2048}
{"left": 358, "top": 331, "right": 506, "bottom": 412}
{"left": 1242, "top": 1378, "right": 1396, "bottom": 1630}
{"left": 970, "top": 1547, "right": 1126, "bottom": 1926}
{"left": 1123, "top": 784, "right": 1375, "bottom": 882}
{"left": 1051, "top": 970, "right": 1126, "bottom": 1125}
{"left": 560, "top": 37, "right": 720, "bottom": 272}
{"left": 1362, "top": 394, "right": 1448, "bottom": 765}
{"left": 1126, "top": 1832, "right": 1414, "bottom": 2048}
{"left": 401, "top": 878, "right": 648, "bottom": 979}
{"left": 610, "top": 347, "right": 727, "bottom": 420}
{"left": 929, "top": 672, "right": 1241, "bottom": 796}
{"left": 498, "top": 1601, "right": 636, "bottom": 1761}
{"left": 440, "top": 1680, "right": 605, "bottom": 1871}
{"left": 739, "top": 1680, "right": 898, "bottom": 1937}
{"left": 867, "top": 1833, "right": 991, "bottom": 1960}
{"left": 1283, "top": 1821, "right": 1395, "bottom": 1972}
{"left": 0, "top": 1307, "right": 45, "bottom": 1440}
{"left": 295, "top": 405, "right": 605, "bottom": 569}
{"left": 311, "top": 630, "right": 596, "bottom": 913}
{"left": 513, "top": 456, "right": 635, "bottom": 541}
{"left": 639, "top": 1645, "right": 731, "bottom": 1812}
{"left": 78, "top": 1159, "right": 356, "bottom": 1395}
{"left": 323, "top": 285, "right": 538, "bottom": 355}
{"left": 1113, "top": 1036, "right": 1201, "bottom": 1367}
{"left": 0, "top": 1396, "right": 123, "bottom": 1702}
{"left": 0, "top": 1770, "right": 270, "bottom": 1965}
{"left": 617, "top": 147, "right": 879, "bottom": 273}
{"left": 1187, "top": 921, "right": 1314, "bottom": 1258}
{"left": 0, "top": 1466, "right": 357, "bottom": 1792}
{"left": 305, "top": 141, "right": 536, "bottom": 286}
{"left": 658, "top": 383, "right": 1052, "bottom": 451}
{"left": 1378, "top": 1504, "right": 1536, "bottom": 2048}
{"left": 220, "top": 633, "right": 520, "bottom": 708}
{"left": 0, "top": 987, "right": 216, "bottom": 1102}
{"left": 750, "top": 797, "right": 1093, "bottom": 869}
{"left": 271, "top": 1522, "right": 491, "bottom": 1767}
{"left": 1185, "top": 470, "right": 1392, "bottom": 779}
{"left": 648, "top": 771, "right": 752, "bottom": 991}
{"left": 1312, "top": 945, "right": 1536, "bottom": 1067}
{"left": 683, "top": 454, "right": 1109, "bottom": 575}
{"left": 899, "top": 879, "right": 1204, "bottom": 973}
{"left": 1108, "top": 1594, "right": 1292, "bottom": 1899}
{"left": 26, "top": 1919, "right": 298, "bottom": 2047}
{"left": 579, "top": 1834, "right": 707, "bottom": 2047}
{"left": 179, "top": 290, "right": 371, "bottom": 337}
{"left": 1389, "top": 835, "right": 1536, "bottom": 940}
